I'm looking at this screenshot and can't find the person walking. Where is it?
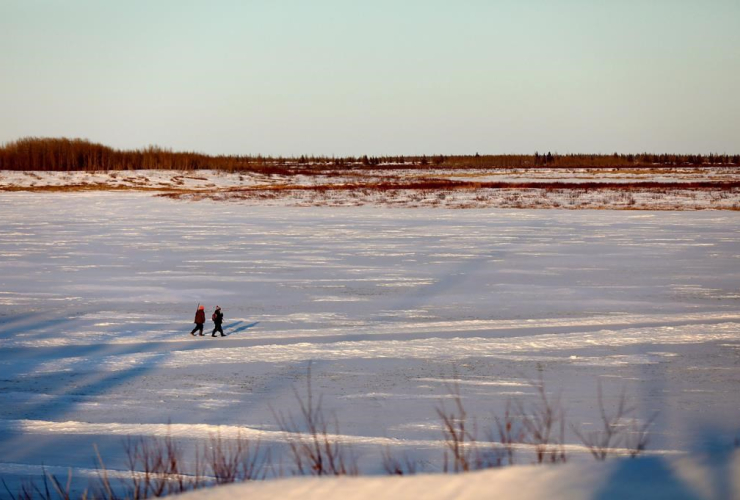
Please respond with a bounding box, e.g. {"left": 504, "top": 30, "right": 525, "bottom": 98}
{"left": 211, "top": 306, "right": 225, "bottom": 337}
{"left": 191, "top": 305, "right": 206, "bottom": 336}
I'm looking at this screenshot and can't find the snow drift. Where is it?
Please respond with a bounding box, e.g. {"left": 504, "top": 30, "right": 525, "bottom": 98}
{"left": 178, "top": 451, "right": 740, "bottom": 500}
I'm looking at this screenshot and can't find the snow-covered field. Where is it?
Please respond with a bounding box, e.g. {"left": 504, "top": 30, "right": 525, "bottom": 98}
{"left": 2, "top": 168, "right": 739, "bottom": 210}
{"left": 2, "top": 167, "right": 739, "bottom": 190}
{"left": 1, "top": 192, "right": 740, "bottom": 497}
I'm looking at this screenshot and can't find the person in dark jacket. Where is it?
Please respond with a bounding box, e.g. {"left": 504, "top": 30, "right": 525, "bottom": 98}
{"left": 212, "top": 306, "right": 224, "bottom": 337}
{"left": 191, "top": 305, "right": 206, "bottom": 336}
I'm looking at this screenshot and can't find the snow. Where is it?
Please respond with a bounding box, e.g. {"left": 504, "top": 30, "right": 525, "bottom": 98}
{"left": 1, "top": 167, "right": 739, "bottom": 191}
{"left": 1, "top": 168, "right": 739, "bottom": 210}
{"left": 178, "top": 452, "right": 740, "bottom": 500}
{"left": 1, "top": 192, "right": 739, "bottom": 496}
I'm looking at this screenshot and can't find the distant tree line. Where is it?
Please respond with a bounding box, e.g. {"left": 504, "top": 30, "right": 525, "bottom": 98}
{"left": 1, "top": 137, "right": 738, "bottom": 172}
{"left": 0, "top": 137, "right": 252, "bottom": 172}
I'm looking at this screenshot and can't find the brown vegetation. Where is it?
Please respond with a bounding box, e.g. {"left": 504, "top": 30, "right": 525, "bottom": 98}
{"left": 272, "top": 364, "right": 358, "bottom": 477}
{"left": 216, "top": 180, "right": 740, "bottom": 193}
{"left": 570, "top": 384, "right": 658, "bottom": 461}
{"left": 2, "top": 137, "right": 739, "bottom": 173}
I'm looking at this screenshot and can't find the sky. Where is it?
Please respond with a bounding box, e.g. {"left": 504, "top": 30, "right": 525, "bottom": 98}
{"left": 1, "top": 0, "right": 739, "bottom": 156}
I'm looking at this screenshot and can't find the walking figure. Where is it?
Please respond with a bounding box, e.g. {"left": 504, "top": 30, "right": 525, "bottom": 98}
{"left": 191, "top": 305, "right": 205, "bottom": 336}
{"left": 212, "top": 306, "right": 225, "bottom": 337}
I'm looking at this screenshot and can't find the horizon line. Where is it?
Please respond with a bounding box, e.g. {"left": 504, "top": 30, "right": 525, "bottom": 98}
{"left": 3, "top": 137, "right": 740, "bottom": 159}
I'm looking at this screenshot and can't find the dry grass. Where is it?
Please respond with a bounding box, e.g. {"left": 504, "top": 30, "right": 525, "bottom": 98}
{"left": 0, "top": 185, "right": 186, "bottom": 193}
{"left": 380, "top": 448, "right": 421, "bottom": 476}
{"left": 570, "top": 383, "right": 658, "bottom": 461}
{"left": 271, "top": 364, "right": 358, "bottom": 477}
{"left": 2, "top": 137, "right": 738, "bottom": 173}
{"left": 3, "top": 140, "right": 738, "bottom": 211}
{"left": 436, "top": 378, "right": 480, "bottom": 473}
{"left": 516, "top": 377, "right": 568, "bottom": 464}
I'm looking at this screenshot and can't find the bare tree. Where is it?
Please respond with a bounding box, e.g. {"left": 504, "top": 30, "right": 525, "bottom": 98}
{"left": 381, "top": 447, "right": 421, "bottom": 476}
{"left": 491, "top": 400, "right": 526, "bottom": 466}
{"left": 436, "top": 374, "right": 480, "bottom": 472}
{"left": 205, "top": 430, "right": 268, "bottom": 483}
{"left": 272, "top": 363, "right": 358, "bottom": 476}
{"left": 516, "top": 376, "right": 567, "bottom": 464}
{"left": 571, "top": 383, "right": 638, "bottom": 461}
{"left": 625, "top": 413, "right": 658, "bottom": 458}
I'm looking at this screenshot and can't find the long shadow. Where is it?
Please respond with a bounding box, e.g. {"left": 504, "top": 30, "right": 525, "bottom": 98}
{"left": 0, "top": 314, "right": 76, "bottom": 340}
{"left": 0, "top": 317, "right": 262, "bottom": 374}
{"left": 0, "top": 310, "right": 49, "bottom": 329}
{"left": 377, "top": 252, "right": 498, "bottom": 317}
{"left": 11, "top": 313, "right": 731, "bottom": 362}
{"left": 0, "top": 349, "right": 171, "bottom": 490}
{"left": 0, "top": 317, "right": 182, "bottom": 462}
{"left": 224, "top": 321, "right": 260, "bottom": 336}
{"left": 0, "top": 317, "right": 265, "bottom": 427}
{"left": 0, "top": 312, "right": 270, "bottom": 495}
{"left": 1, "top": 352, "right": 169, "bottom": 420}
{"left": 593, "top": 456, "right": 701, "bottom": 500}
{"left": 0, "top": 312, "right": 81, "bottom": 382}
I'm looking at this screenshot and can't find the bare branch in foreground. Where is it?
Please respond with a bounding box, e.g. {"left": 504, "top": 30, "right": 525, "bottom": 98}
{"left": 272, "top": 362, "right": 358, "bottom": 476}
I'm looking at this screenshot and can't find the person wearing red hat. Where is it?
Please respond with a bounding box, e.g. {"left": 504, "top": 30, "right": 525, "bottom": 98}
{"left": 191, "top": 304, "right": 206, "bottom": 336}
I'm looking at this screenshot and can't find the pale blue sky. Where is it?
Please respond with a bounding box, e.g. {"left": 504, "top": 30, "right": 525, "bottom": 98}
{"left": 1, "top": 1, "right": 738, "bottom": 155}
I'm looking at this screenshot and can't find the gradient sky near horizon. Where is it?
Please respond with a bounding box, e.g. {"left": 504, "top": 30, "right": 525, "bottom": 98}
{"left": 1, "top": 1, "right": 739, "bottom": 156}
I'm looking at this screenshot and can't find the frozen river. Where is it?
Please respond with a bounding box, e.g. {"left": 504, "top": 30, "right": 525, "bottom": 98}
{"left": 1, "top": 193, "right": 739, "bottom": 490}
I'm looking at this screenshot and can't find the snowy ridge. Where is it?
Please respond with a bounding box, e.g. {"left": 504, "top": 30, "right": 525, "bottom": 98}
{"left": 177, "top": 452, "right": 740, "bottom": 500}
{"left": 2, "top": 419, "right": 679, "bottom": 457}
{"left": 3, "top": 452, "right": 736, "bottom": 500}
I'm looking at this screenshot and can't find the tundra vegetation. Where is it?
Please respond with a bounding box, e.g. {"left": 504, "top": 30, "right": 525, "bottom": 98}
{"left": 2, "top": 137, "right": 739, "bottom": 173}
{"left": 3, "top": 138, "right": 739, "bottom": 210}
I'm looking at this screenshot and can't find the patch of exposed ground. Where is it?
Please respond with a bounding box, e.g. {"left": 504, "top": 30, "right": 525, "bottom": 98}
{"left": 2, "top": 167, "right": 740, "bottom": 210}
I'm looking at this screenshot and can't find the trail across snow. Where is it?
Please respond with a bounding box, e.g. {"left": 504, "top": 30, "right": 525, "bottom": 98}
{"left": 0, "top": 193, "right": 739, "bottom": 496}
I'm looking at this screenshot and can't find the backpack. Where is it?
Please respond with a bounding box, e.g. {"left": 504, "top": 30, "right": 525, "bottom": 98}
{"left": 212, "top": 312, "right": 218, "bottom": 321}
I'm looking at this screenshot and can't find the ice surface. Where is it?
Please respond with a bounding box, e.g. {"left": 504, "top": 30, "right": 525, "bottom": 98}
{"left": 0, "top": 193, "right": 739, "bottom": 495}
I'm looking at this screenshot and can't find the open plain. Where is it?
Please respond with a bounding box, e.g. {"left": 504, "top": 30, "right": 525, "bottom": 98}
{"left": 1, "top": 188, "right": 739, "bottom": 495}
